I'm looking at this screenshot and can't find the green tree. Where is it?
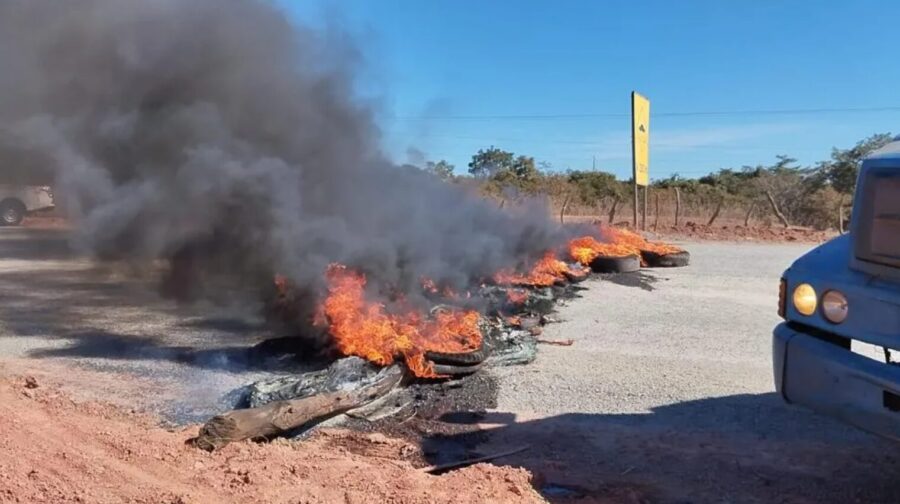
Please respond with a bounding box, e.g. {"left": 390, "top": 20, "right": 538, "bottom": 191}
{"left": 818, "top": 133, "right": 893, "bottom": 195}
{"left": 468, "top": 147, "right": 514, "bottom": 178}
{"left": 567, "top": 170, "right": 623, "bottom": 205}
{"left": 469, "top": 147, "right": 541, "bottom": 193}
{"left": 424, "top": 160, "right": 455, "bottom": 180}
{"left": 511, "top": 155, "right": 539, "bottom": 183}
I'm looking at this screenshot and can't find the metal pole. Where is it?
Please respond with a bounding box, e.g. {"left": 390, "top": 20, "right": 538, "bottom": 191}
{"left": 642, "top": 186, "right": 648, "bottom": 231}
{"left": 631, "top": 92, "right": 638, "bottom": 229}
{"left": 633, "top": 184, "right": 639, "bottom": 229}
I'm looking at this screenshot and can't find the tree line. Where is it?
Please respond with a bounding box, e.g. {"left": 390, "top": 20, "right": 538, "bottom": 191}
{"left": 416, "top": 133, "right": 894, "bottom": 231}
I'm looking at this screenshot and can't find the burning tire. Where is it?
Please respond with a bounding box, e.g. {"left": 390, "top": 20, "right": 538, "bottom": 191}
{"left": 425, "top": 344, "right": 491, "bottom": 366}
{"left": 641, "top": 250, "right": 690, "bottom": 268}
{"left": 563, "top": 268, "right": 590, "bottom": 283}
{"left": 588, "top": 254, "right": 640, "bottom": 273}
{"left": 431, "top": 361, "right": 485, "bottom": 376}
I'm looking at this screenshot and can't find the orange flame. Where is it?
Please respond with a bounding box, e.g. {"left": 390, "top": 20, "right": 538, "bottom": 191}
{"left": 599, "top": 226, "right": 684, "bottom": 256}
{"left": 321, "top": 264, "right": 483, "bottom": 378}
{"left": 568, "top": 236, "right": 640, "bottom": 265}
{"left": 567, "top": 227, "right": 683, "bottom": 266}
{"left": 286, "top": 226, "right": 681, "bottom": 379}
{"left": 494, "top": 252, "right": 587, "bottom": 287}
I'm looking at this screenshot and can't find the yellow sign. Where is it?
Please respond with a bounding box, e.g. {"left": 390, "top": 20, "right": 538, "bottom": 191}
{"left": 632, "top": 92, "right": 650, "bottom": 187}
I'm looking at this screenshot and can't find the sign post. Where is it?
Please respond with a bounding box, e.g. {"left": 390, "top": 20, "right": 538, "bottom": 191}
{"left": 631, "top": 91, "right": 650, "bottom": 229}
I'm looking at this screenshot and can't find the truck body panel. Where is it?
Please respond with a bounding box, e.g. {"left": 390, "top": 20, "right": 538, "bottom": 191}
{"left": 773, "top": 136, "right": 900, "bottom": 439}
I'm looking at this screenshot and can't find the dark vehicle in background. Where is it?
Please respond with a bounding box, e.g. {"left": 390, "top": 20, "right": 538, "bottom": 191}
{"left": 0, "top": 185, "right": 54, "bottom": 226}
{"left": 773, "top": 136, "right": 900, "bottom": 439}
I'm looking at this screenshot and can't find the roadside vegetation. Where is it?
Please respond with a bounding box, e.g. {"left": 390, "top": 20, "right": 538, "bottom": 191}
{"left": 417, "top": 133, "right": 893, "bottom": 231}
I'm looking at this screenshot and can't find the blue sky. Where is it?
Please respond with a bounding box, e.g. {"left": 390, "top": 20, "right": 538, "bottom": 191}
{"left": 280, "top": 0, "right": 898, "bottom": 181}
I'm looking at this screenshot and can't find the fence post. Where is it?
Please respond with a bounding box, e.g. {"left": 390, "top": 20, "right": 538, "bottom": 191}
{"left": 707, "top": 197, "right": 724, "bottom": 226}
{"left": 608, "top": 196, "right": 620, "bottom": 224}
{"left": 653, "top": 192, "right": 660, "bottom": 231}
{"left": 744, "top": 201, "right": 756, "bottom": 227}
{"left": 765, "top": 190, "right": 790, "bottom": 228}
{"left": 560, "top": 194, "right": 571, "bottom": 224}
{"left": 674, "top": 187, "right": 681, "bottom": 227}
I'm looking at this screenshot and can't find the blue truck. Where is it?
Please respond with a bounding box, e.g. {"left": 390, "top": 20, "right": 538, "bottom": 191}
{"left": 774, "top": 136, "right": 900, "bottom": 439}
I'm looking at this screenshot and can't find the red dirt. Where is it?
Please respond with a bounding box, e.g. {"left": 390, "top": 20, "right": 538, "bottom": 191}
{"left": 0, "top": 371, "right": 542, "bottom": 504}
{"left": 21, "top": 216, "right": 71, "bottom": 229}
{"left": 651, "top": 222, "right": 835, "bottom": 243}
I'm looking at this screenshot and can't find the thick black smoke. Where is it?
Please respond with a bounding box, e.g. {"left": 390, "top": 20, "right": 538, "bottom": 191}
{"left": 0, "top": 0, "right": 566, "bottom": 303}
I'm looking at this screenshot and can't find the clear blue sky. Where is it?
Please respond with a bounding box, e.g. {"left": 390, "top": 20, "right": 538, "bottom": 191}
{"left": 280, "top": 0, "right": 898, "bottom": 181}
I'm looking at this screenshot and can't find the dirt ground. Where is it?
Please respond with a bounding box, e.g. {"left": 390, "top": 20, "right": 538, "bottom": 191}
{"left": 653, "top": 222, "right": 835, "bottom": 243}
{"left": 0, "top": 364, "right": 542, "bottom": 504}
{"left": 0, "top": 225, "right": 884, "bottom": 504}
{"left": 560, "top": 214, "right": 836, "bottom": 244}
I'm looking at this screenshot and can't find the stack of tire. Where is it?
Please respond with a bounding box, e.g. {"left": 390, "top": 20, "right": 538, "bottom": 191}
{"left": 589, "top": 249, "right": 690, "bottom": 273}
{"left": 425, "top": 344, "right": 491, "bottom": 376}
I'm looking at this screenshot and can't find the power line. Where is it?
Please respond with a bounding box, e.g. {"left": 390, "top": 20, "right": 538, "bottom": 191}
{"left": 392, "top": 105, "right": 900, "bottom": 121}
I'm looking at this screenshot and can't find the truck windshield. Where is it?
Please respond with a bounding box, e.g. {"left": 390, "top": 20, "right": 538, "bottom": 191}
{"left": 860, "top": 173, "right": 900, "bottom": 267}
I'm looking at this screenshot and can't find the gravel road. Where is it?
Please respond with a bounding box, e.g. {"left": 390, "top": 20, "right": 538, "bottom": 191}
{"left": 0, "top": 227, "right": 278, "bottom": 423}
{"left": 483, "top": 240, "right": 900, "bottom": 503}
{"left": 495, "top": 241, "right": 798, "bottom": 417}
{"left": 2, "top": 228, "right": 899, "bottom": 502}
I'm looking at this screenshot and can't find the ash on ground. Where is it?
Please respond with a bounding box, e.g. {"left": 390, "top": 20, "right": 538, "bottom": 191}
{"left": 342, "top": 372, "right": 501, "bottom": 467}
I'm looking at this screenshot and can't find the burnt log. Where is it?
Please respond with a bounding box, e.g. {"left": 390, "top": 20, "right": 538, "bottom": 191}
{"left": 194, "top": 360, "right": 402, "bottom": 451}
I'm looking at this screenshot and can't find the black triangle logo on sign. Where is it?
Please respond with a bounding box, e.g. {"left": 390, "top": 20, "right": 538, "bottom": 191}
{"left": 639, "top": 124, "right": 646, "bottom": 133}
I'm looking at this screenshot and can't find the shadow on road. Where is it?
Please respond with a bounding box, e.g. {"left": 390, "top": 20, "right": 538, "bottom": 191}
{"left": 421, "top": 394, "right": 900, "bottom": 503}
{"left": 0, "top": 228, "right": 75, "bottom": 261}
{"left": 25, "top": 328, "right": 326, "bottom": 373}
{"left": 0, "top": 228, "right": 290, "bottom": 372}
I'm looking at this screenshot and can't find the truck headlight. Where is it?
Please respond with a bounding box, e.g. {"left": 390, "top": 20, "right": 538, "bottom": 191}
{"left": 792, "top": 283, "right": 817, "bottom": 316}
{"left": 822, "top": 290, "right": 849, "bottom": 324}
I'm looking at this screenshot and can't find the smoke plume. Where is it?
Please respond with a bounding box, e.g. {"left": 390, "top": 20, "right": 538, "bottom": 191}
{"left": 0, "top": 0, "right": 566, "bottom": 303}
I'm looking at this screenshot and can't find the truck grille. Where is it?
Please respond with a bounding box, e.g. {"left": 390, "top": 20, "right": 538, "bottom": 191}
{"left": 857, "top": 173, "right": 900, "bottom": 268}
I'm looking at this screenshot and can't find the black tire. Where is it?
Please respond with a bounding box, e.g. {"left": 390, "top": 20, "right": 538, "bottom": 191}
{"left": 641, "top": 250, "right": 690, "bottom": 268}
{"left": 431, "top": 361, "right": 485, "bottom": 376}
{"left": 589, "top": 254, "right": 640, "bottom": 273}
{"left": 0, "top": 199, "right": 25, "bottom": 226}
{"left": 425, "top": 344, "right": 491, "bottom": 366}
{"left": 563, "top": 268, "right": 589, "bottom": 283}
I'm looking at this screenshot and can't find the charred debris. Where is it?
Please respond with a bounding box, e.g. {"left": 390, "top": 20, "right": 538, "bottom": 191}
{"left": 194, "top": 231, "right": 689, "bottom": 451}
